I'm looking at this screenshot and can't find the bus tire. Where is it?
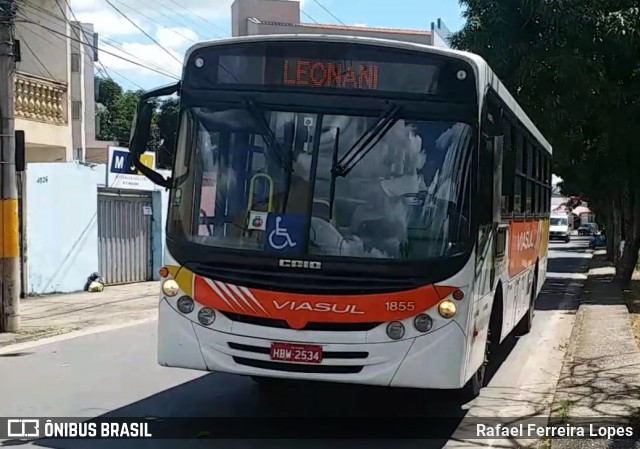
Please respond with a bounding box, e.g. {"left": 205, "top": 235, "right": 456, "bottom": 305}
{"left": 515, "top": 273, "right": 537, "bottom": 337}
{"left": 459, "top": 294, "right": 501, "bottom": 401}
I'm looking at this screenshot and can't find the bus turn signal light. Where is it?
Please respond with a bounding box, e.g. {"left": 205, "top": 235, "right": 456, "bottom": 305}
{"left": 452, "top": 289, "right": 464, "bottom": 300}
{"left": 159, "top": 266, "right": 169, "bottom": 278}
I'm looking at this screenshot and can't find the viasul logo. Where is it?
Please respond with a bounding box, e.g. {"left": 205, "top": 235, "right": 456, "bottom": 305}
{"left": 517, "top": 230, "right": 535, "bottom": 252}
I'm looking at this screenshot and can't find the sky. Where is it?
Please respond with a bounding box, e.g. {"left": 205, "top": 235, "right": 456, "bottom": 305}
{"left": 67, "top": 0, "right": 466, "bottom": 91}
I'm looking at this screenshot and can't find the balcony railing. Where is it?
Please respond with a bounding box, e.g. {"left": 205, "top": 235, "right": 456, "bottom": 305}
{"left": 14, "top": 71, "right": 67, "bottom": 125}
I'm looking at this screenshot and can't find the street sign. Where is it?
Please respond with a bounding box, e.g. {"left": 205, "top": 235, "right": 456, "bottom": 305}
{"left": 106, "top": 146, "right": 156, "bottom": 191}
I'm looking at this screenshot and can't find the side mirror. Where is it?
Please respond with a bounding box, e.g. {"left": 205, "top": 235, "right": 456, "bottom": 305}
{"left": 129, "top": 100, "right": 154, "bottom": 158}
{"left": 128, "top": 82, "right": 180, "bottom": 189}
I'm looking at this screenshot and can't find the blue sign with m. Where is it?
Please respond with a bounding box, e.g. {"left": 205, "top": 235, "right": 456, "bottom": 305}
{"left": 110, "top": 150, "right": 137, "bottom": 175}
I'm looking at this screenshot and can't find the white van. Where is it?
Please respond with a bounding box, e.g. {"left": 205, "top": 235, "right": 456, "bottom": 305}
{"left": 550, "top": 214, "right": 571, "bottom": 243}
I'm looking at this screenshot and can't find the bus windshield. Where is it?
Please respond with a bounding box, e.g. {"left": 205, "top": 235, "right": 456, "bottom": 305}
{"left": 168, "top": 105, "right": 474, "bottom": 261}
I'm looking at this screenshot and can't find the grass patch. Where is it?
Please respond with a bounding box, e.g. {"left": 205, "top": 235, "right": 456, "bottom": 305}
{"left": 538, "top": 436, "right": 552, "bottom": 449}
{"left": 555, "top": 399, "right": 573, "bottom": 424}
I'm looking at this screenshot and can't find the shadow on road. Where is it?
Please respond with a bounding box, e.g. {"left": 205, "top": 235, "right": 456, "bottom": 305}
{"left": 534, "top": 238, "right": 591, "bottom": 312}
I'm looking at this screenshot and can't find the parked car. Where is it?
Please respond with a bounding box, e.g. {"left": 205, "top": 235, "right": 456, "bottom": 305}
{"left": 550, "top": 214, "right": 571, "bottom": 243}
{"left": 578, "top": 223, "right": 598, "bottom": 236}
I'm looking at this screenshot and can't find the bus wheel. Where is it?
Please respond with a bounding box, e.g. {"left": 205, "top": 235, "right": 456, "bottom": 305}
{"left": 515, "top": 274, "right": 537, "bottom": 337}
{"left": 459, "top": 329, "right": 490, "bottom": 400}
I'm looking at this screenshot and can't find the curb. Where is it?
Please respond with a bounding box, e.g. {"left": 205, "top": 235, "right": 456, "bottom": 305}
{"left": 546, "top": 249, "right": 639, "bottom": 448}
{"left": 0, "top": 318, "right": 156, "bottom": 354}
{"left": 543, "top": 249, "right": 596, "bottom": 448}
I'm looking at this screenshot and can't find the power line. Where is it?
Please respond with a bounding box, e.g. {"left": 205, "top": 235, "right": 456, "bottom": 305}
{"left": 15, "top": 29, "right": 54, "bottom": 79}
{"left": 109, "top": 0, "right": 197, "bottom": 44}
{"left": 16, "top": 18, "right": 181, "bottom": 79}
{"left": 102, "top": 0, "right": 182, "bottom": 65}
{"left": 301, "top": 9, "right": 320, "bottom": 24}
{"left": 57, "top": 0, "right": 115, "bottom": 83}
{"left": 99, "top": 36, "right": 180, "bottom": 75}
{"left": 150, "top": 0, "right": 222, "bottom": 40}
{"left": 312, "top": 0, "right": 345, "bottom": 25}
{"left": 160, "top": 0, "right": 230, "bottom": 37}
{"left": 16, "top": 0, "right": 175, "bottom": 80}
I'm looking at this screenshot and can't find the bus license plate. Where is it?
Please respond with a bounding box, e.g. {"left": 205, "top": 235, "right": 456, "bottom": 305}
{"left": 270, "top": 342, "right": 323, "bottom": 364}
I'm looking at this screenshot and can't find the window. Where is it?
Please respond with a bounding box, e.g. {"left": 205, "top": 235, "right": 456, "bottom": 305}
{"left": 71, "top": 101, "right": 82, "bottom": 120}
{"left": 71, "top": 53, "right": 80, "bottom": 73}
{"left": 524, "top": 141, "right": 532, "bottom": 213}
{"left": 501, "top": 120, "right": 514, "bottom": 215}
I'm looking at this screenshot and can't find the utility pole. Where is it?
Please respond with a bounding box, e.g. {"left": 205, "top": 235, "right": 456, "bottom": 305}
{"left": 0, "top": 0, "right": 20, "bottom": 333}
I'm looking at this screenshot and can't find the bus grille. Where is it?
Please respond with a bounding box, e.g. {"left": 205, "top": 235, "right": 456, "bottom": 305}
{"left": 221, "top": 312, "right": 381, "bottom": 332}
{"left": 233, "top": 357, "right": 364, "bottom": 374}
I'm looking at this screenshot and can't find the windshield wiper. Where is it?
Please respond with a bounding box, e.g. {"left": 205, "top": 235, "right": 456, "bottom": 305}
{"left": 244, "top": 99, "right": 290, "bottom": 171}
{"left": 332, "top": 103, "right": 401, "bottom": 178}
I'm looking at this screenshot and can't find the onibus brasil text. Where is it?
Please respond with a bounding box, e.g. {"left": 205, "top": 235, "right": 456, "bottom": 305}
{"left": 477, "top": 423, "right": 634, "bottom": 439}
{"left": 14, "top": 420, "right": 152, "bottom": 438}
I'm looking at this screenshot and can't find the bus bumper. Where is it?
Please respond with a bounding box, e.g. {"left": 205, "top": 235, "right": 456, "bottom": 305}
{"left": 158, "top": 298, "right": 467, "bottom": 389}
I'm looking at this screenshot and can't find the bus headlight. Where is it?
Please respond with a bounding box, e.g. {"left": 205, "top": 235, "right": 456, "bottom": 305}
{"left": 198, "top": 308, "right": 216, "bottom": 325}
{"left": 386, "top": 321, "right": 405, "bottom": 340}
{"left": 414, "top": 314, "right": 433, "bottom": 332}
{"left": 162, "top": 279, "right": 179, "bottom": 297}
{"left": 177, "top": 296, "right": 194, "bottom": 314}
{"left": 438, "top": 300, "right": 457, "bottom": 318}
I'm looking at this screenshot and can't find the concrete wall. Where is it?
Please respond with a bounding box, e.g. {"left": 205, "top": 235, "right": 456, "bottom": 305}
{"left": 26, "top": 162, "right": 104, "bottom": 294}
{"left": 15, "top": 0, "right": 70, "bottom": 82}
{"left": 26, "top": 162, "right": 169, "bottom": 294}
{"left": 431, "top": 19, "right": 452, "bottom": 48}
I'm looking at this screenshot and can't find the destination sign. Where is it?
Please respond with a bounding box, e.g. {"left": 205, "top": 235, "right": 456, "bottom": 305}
{"left": 183, "top": 41, "right": 477, "bottom": 100}
{"left": 282, "top": 59, "right": 379, "bottom": 90}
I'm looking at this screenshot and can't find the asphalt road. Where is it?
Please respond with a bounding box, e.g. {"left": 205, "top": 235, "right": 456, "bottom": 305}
{"left": 0, "top": 237, "right": 593, "bottom": 448}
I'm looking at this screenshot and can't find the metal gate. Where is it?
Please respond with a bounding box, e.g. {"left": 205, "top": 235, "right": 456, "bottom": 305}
{"left": 97, "top": 190, "right": 153, "bottom": 285}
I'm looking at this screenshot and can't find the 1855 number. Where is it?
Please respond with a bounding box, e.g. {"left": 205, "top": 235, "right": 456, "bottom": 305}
{"left": 385, "top": 301, "right": 415, "bottom": 312}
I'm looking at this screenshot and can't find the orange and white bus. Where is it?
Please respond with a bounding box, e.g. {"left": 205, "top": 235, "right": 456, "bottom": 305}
{"left": 129, "top": 34, "right": 552, "bottom": 398}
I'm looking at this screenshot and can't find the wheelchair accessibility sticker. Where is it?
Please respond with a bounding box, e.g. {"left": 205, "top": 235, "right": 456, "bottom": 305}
{"left": 265, "top": 213, "right": 304, "bottom": 252}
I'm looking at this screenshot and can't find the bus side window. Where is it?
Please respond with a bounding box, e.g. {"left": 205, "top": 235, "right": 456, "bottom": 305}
{"left": 501, "top": 118, "right": 515, "bottom": 216}
{"left": 480, "top": 95, "right": 501, "bottom": 226}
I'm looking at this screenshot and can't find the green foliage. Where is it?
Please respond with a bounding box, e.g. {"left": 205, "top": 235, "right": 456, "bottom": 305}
{"left": 451, "top": 0, "right": 640, "bottom": 283}
{"left": 155, "top": 97, "right": 179, "bottom": 170}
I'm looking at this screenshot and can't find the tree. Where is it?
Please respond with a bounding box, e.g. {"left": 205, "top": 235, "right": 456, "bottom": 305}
{"left": 450, "top": 1, "right": 640, "bottom": 285}
{"left": 95, "top": 77, "right": 141, "bottom": 145}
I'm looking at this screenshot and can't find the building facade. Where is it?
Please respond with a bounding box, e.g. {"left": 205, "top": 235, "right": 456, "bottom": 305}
{"left": 231, "top": 0, "right": 452, "bottom": 47}
{"left": 14, "top": 0, "right": 110, "bottom": 164}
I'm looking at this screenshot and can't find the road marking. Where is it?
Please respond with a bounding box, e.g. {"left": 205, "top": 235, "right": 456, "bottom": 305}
{"left": 0, "top": 318, "right": 157, "bottom": 354}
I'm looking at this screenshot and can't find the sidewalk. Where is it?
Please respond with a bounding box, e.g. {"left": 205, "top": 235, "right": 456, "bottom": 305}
{"left": 550, "top": 250, "right": 640, "bottom": 448}
{"left": 0, "top": 281, "right": 159, "bottom": 348}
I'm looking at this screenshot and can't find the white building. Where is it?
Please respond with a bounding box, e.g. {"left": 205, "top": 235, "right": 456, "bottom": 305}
{"left": 14, "top": 0, "right": 111, "bottom": 163}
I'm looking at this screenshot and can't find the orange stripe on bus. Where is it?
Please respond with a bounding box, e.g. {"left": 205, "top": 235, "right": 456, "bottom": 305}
{"left": 193, "top": 276, "right": 457, "bottom": 329}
